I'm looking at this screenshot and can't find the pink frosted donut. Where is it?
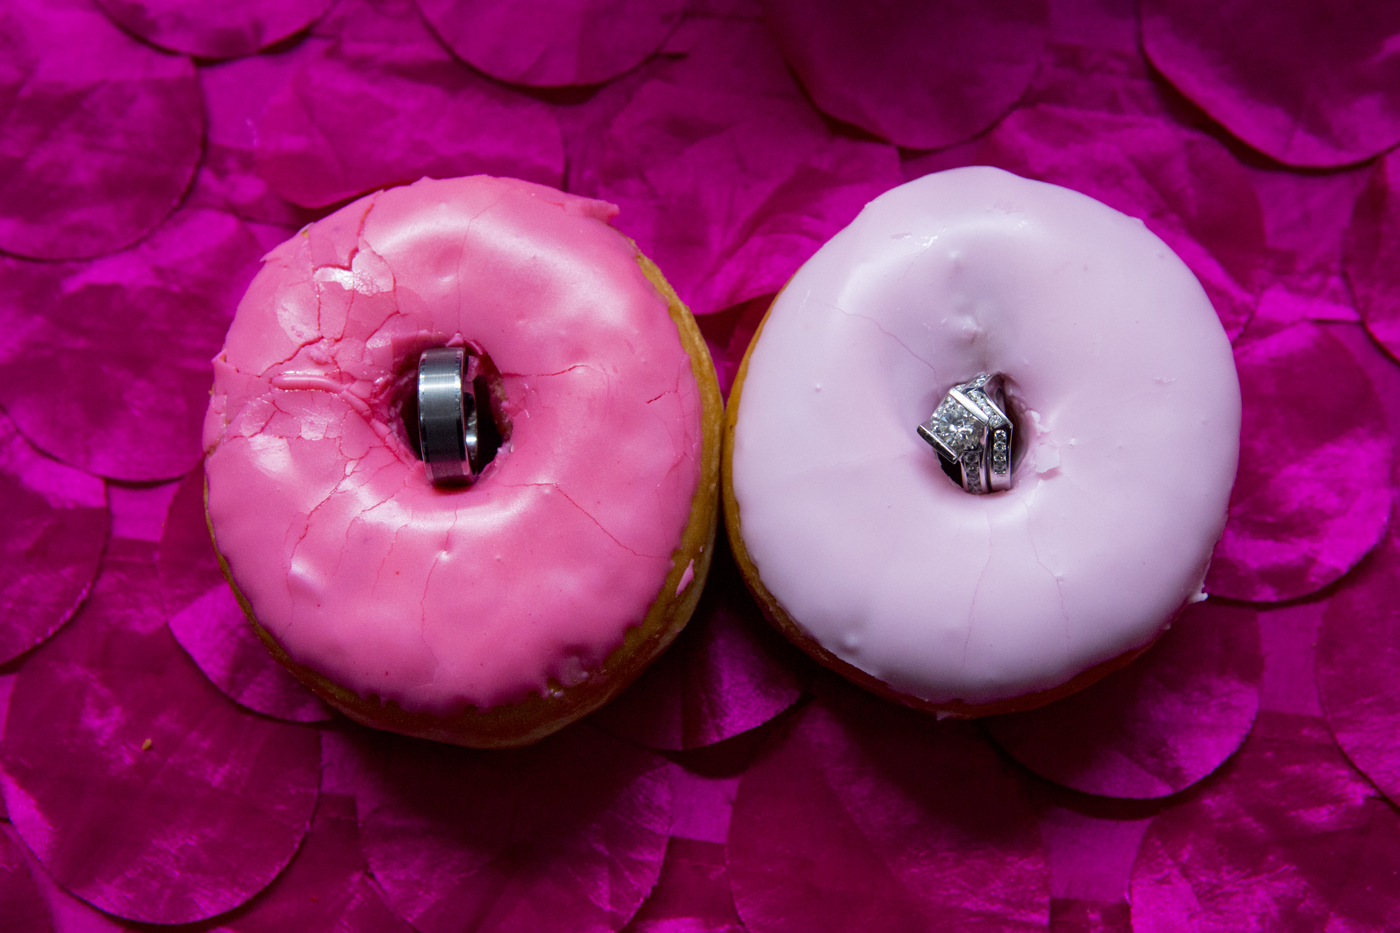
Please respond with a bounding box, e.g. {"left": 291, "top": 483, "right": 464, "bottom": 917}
{"left": 204, "top": 176, "right": 722, "bottom": 747}
{"left": 724, "top": 166, "right": 1240, "bottom": 715}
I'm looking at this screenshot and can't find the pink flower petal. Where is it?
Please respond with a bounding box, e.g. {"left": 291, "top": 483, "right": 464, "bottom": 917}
{"left": 1050, "top": 900, "right": 1132, "bottom": 933}
{"left": 0, "top": 207, "right": 264, "bottom": 482}
{"left": 1205, "top": 322, "right": 1396, "bottom": 601}
{"left": 1317, "top": 528, "right": 1400, "bottom": 808}
{"left": 1344, "top": 151, "right": 1400, "bottom": 362}
{"left": 0, "top": 411, "right": 107, "bottom": 665}
{"left": 623, "top": 838, "right": 743, "bottom": 933}
{"left": 1129, "top": 712, "right": 1400, "bottom": 931}
{"left": 342, "top": 721, "right": 670, "bottom": 933}
{"left": 255, "top": 0, "right": 563, "bottom": 209}
{"left": 586, "top": 18, "right": 901, "bottom": 315}
{"left": 975, "top": 105, "right": 1266, "bottom": 341}
{"left": 193, "top": 43, "right": 329, "bottom": 227}
{"left": 986, "top": 600, "right": 1262, "bottom": 800}
{"left": 0, "top": 0, "right": 201, "bottom": 260}
{"left": 415, "top": 0, "right": 685, "bottom": 87}
{"left": 1140, "top": 0, "right": 1400, "bottom": 167}
{"left": 158, "top": 468, "right": 334, "bottom": 723}
{"left": 93, "top": 0, "right": 333, "bottom": 59}
{"left": 728, "top": 689, "right": 1049, "bottom": 933}
{"left": 0, "top": 824, "right": 51, "bottom": 933}
{"left": 1244, "top": 164, "right": 1372, "bottom": 328}
{"left": 760, "top": 0, "right": 1049, "bottom": 149}
{"left": 590, "top": 539, "right": 808, "bottom": 750}
{"left": 0, "top": 540, "right": 321, "bottom": 924}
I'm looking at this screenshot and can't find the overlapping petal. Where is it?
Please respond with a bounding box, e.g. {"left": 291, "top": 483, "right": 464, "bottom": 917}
{"left": 987, "top": 601, "right": 1262, "bottom": 800}
{"left": 94, "top": 0, "right": 333, "bottom": 60}
{"left": 416, "top": 0, "right": 684, "bottom": 87}
{"left": 1344, "top": 151, "right": 1400, "bottom": 362}
{"left": 1141, "top": 0, "right": 1400, "bottom": 167}
{"left": 1205, "top": 322, "right": 1395, "bottom": 601}
{"left": 0, "top": 0, "right": 201, "bottom": 260}
{"left": 591, "top": 539, "right": 808, "bottom": 750}
{"left": 1130, "top": 712, "right": 1400, "bottom": 931}
{"left": 586, "top": 18, "right": 901, "bottom": 315}
{"left": 337, "top": 722, "right": 670, "bottom": 933}
{"left": 728, "top": 689, "right": 1049, "bottom": 933}
{"left": 0, "top": 412, "right": 106, "bottom": 666}
{"left": 0, "top": 541, "right": 321, "bottom": 924}
{"left": 760, "top": 0, "right": 1049, "bottom": 149}
{"left": 255, "top": 0, "right": 563, "bottom": 209}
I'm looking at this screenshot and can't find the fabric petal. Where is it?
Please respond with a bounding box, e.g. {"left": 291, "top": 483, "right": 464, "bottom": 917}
{"left": 159, "top": 468, "right": 334, "bottom": 724}
{"left": 1317, "top": 527, "right": 1400, "bottom": 808}
{"left": 93, "top": 0, "right": 333, "bottom": 59}
{"left": 1141, "top": 0, "right": 1400, "bottom": 167}
{"left": 728, "top": 688, "right": 1049, "bottom": 933}
{"left": 255, "top": 0, "right": 563, "bottom": 209}
{"left": 1205, "top": 321, "right": 1396, "bottom": 601}
{"left": 0, "top": 540, "right": 321, "bottom": 925}
{"left": 192, "top": 42, "right": 329, "bottom": 227}
{"left": 760, "top": 0, "right": 1049, "bottom": 149}
{"left": 590, "top": 538, "right": 808, "bottom": 750}
{"left": 623, "top": 837, "right": 744, "bottom": 933}
{"left": 1129, "top": 712, "right": 1400, "bottom": 931}
{"left": 986, "top": 600, "right": 1262, "bottom": 800}
{"left": 0, "top": 208, "right": 264, "bottom": 482}
{"left": 1343, "top": 150, "right": 1400, "bottom": 362}
{"left": 0, "top": 824, "right": 52, "bottom": 933}
{"left": 975, "top": 105, "right": 1266, "bottom": 341}
{"left": 0, "top": 0, "right": 201, "bottom": 260}
{"left": 342, "top": 721, "right": 671, "bottom": 933}
{"left": 586, "top": 18, "right": 901, "bottom": 315}
{"left": 0, "top": 411, "right": 107, "bottom": 665}
{"left": 415, "top": 0, "right": 685, "bottom": 86}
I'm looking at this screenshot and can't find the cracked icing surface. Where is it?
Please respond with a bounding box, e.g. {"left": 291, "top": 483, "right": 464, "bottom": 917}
{"left": 729, "top": 167, "right": 1239, "bottom": 707}
{"left": 204, "top": 176, "right": 702, "bottom": 714}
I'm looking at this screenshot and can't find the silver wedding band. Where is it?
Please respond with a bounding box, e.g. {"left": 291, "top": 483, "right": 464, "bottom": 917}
{"left": 418, "top": 347, "right": 481, "bottom": 486}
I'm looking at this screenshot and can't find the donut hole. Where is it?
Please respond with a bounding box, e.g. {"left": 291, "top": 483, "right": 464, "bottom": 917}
{"left": 392, "top": 349, "right": 508, "bottom": 473}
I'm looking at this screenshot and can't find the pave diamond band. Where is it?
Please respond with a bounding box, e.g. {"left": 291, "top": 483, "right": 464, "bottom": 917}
{"left": 917, "top": 372, "right": 1014, "bottom": 494}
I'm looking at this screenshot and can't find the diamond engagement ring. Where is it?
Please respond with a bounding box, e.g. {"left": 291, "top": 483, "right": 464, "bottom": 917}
{"left": 418, "top": 347, "right": 483, "bottom": 486}
{"left": 917, "top": 373, "right": 1014, "bottom": 494}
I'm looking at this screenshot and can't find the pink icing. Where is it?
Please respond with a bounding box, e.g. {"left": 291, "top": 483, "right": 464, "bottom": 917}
{"left": 730, "top": 167, "right": 1240, "bottom": 706}
{"left": 203, "top": 176, "right": 703, "bottom": 713}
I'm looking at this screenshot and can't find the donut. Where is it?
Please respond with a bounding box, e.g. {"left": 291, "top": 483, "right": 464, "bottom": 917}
{"left": 203, "top": 176, "right": 722, "bottom": 747}
{"left": 723, "top": 166, "right": 1240, "bottom": 716}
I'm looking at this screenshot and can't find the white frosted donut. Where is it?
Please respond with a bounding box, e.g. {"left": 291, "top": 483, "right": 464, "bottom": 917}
{"left": 725, "top": 166, "right": 1240, "bottom": 712}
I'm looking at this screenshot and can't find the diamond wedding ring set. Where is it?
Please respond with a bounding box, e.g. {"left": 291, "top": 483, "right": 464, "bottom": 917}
{"left": 917, "top": 372, "right": 1014, "bottom": 495}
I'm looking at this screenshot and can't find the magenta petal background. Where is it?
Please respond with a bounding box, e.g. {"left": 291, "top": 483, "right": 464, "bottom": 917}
{"left": 1204, "top": 322, "right": 1396, "bottom": 601}
{"left": 256, "top": 0, "right": 563, "bottom": 209}
{"left": 415, "top": 0, "right": 685, "bottom": 87}
{"left": 1316, "top": 528, "right": 1400, "bottom": 807}
{"left": 1344, "top": 150, "right": 1400, "bottom": 361}
{"left": 0, "top": 825, "right": 51, "bottom": 933}
{"left": 0, "top": 541, "right": 321, "bottom": 925}
{"left": 590, "top": 539, "right": 807, "bottom": 750}
{"left": 986, "top": 600, "right": 1262, "bottom": 800}
{"left": 728, "top": 690, "right": 1049, "bottom": 933}
{"left": 344, "top": 722, "right": 671, "bottom": 933}
{"left": 93, "top": 0, "right": 333, "bottom": 60}
{"left": 0, "top": 411, "right": 107, "bottom": 666}
{"left": 1130, "top": 712, "right": 1400, "bottom": 931}
{"left": 0, "top": 0, "right": 202, "bottom": 260}
{"left": 0, "top": 208, "right": 265, "bottom": 482}
{"left": 1141, "top": 0, "right": 1400, "bottom": 167}
{"left": 760, "top": 0, "right": 1049, "bottom": 149}
{"left": 587, "top": 18, "right": 902, "bottom": 315}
